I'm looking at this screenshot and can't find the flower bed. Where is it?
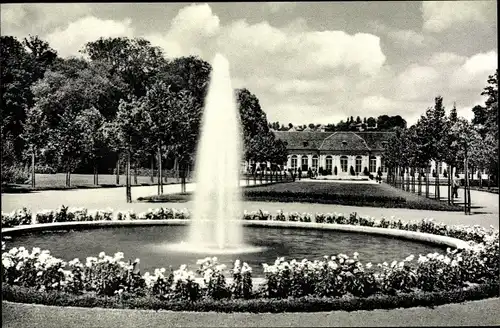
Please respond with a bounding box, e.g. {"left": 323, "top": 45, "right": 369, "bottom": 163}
{"left": 1, "top": 207, "right": 499, "bottom": 312}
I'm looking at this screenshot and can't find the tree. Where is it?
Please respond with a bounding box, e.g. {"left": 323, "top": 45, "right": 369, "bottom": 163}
{"left": 21, "top": 105, "right": 51, "bottom": 187}
{"left": 451, "top": 118, "right": 482, "bottom": 214}
{"left": 428, "top": 96, "right": 448, "bottom": 199}
{"left": 112, "top": 97, "right": 151, "bottom": 202}
{"left": 1, "top": 36, "right": 34, "bottom": 165}
{"left": 366, "top": 116, "right": 377, "bottom": 127}
{"left": 355, "top": 116, "right": 362, "bottom": 124}
{"left": 51, "top": 110, "right": 92, "bottom": 186}
{"left": 82, "top": 37, "right": 166, "bottom": 99}
{"left": 77, "top": 107, "right": 107, "bottom": 185}
{"left": 443, "top": 103, "right": 460, "bottom": 204}
{"left": 22, "top": 35, "right": 58, "bottom": 82}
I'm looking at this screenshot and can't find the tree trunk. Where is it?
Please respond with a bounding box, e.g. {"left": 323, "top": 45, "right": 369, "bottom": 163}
{"left": 93, "top": 160, "right": 97, "bottom": 185}
{"left": 447, "top": 164, "right": 452, "bottom": 205}
{"left": 466, "top": 159, "right": 471, "bottom": 214}
{"left": 31, "top": 149, "right": 36, "bottom": 188}
{"left": 464, "top": 158, "right": 468, "bottom": 215}
{"left": 134, "top": 162, "right": 138, "bottom": 185}
{"left": 67, "top": 171, "right": 71, "bottom": 187}
{"left": 151, "top": 156, "right": 154, "bottom": 183}
{"left": 174, "top": 157, "right": 179, "bottom": 183}
{"left": 126, "top": 151, "right": 131, "bottom": 203}
{"left": 116, "top": 158, "right": 120, "bottom": 185}
{"left": 158, "top": 145, "right": 163, "bottom": 195}
{"left": 411, "top": 168, "right": 415, "bottom": 193}
{"left": 425, "top": 166, "right": 430, "bottom": 198}
{"left": 436, "top": 163, "right": 440, "bottom": 200}
{"left": 418, "top": 169, "right": 422, "bottom": 195}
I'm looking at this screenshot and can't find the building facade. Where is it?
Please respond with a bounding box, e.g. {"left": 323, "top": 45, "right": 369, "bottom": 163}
{"left": 274, "top": 131, "right": 391, "bottom": 176}
{"left": 243, "top": 130, "right": 486, "bottom": 179}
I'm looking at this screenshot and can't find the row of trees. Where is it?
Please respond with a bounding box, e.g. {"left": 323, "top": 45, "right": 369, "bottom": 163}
{"left": 269, "top": 115, "right": 407, "bottom": 132}
{"left": 1, "top": 35, "right": 287, "bottom": 201}
{"left": 383, "top": 70, "right": 498, "bottom": 214}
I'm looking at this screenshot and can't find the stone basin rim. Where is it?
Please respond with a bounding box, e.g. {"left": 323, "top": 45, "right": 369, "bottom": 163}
{"left": 1, "top": 219, "right": 471, "bottom": 250}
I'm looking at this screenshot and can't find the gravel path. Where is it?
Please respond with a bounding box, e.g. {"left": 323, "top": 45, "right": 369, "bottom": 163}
{"left": 2, "top": 182, "right": 498, "bottom": 228}
{"left": 3, "top": 298, "right": 500, "bottom": 328}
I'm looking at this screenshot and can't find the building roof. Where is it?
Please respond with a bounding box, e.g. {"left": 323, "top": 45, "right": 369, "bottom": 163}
{"left": 273, "top": 131, "right": 393, "bottom": 152}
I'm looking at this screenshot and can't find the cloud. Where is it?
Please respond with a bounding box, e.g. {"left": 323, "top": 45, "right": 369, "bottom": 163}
{"left": 422, "top": 1, "right": 492, "bottom": 32}
{"left": 145, "top": 3, "right": 220, "bottom": 58}
{"left": 450, "top": 50, "right": 497, "bottom": 89}
{"left": 428, "top": 52, "right": 466, "bottom": 66}
{"left": 1, "top": 3, "right": 93, "bottom": 36}
{"left": 369, "top": 21, "right": 435, "bottom": 48}
{"left": 387, "top": 29, "right": 427, "bottom": 48}
{"left": 45, "top": 16, "right": 135, "bottom": 57}
{"left": 0, "top": 4, "right": 27, "bottom": 28}
{"left": 217, "top": 22, "right": 386, "bottom": 78}
{"left": 264, "top": 2, "right": 297, "bottom": 13}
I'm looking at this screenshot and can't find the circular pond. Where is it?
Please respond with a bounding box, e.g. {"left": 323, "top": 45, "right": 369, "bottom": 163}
{"left": 5, "top": 225, "right": 445, "bottom": 276}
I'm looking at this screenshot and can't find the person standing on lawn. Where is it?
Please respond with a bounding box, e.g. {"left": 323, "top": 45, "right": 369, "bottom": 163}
{"left": 452, "top": 175, "right": 460, "bottom": 198}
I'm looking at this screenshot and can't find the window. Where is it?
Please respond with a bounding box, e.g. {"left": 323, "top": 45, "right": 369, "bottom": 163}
{"left": 381, "top": 157, "right": 387, "bottom": 173}
{"left": 382, "top": 141, "right": 388, "bottom": 148}
{"left": 301, "top": 156, "right": 308, "bottom": 171}
{"left": 303, "top": 141, "right": 309, "bottom": 147}
{"left": 291, "top": 155, "right": 298, "bottom": 169}
{"left": 326, "top": 156, "right": 333, "bottom": 172}
{"left": 369, "top": 156, "right": 377, "bottom": 173}
{"left": 438, "top": 162, "right": 442, "bottom": 175}
{"left": 355, "top": 156, "right": 362, "bottom": 174}
{"left": 340, "top": 156, "right": 348, "bottom": 172}
{"left": 342, "top": 140, "right": 347, "bottom": 147}
{"left": 312, "top": 155, "right": 318, "bottom": 169}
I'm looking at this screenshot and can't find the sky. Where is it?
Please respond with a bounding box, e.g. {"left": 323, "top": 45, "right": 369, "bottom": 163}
{"left": 1, "top": 1, "right": 497, "bottom": 126}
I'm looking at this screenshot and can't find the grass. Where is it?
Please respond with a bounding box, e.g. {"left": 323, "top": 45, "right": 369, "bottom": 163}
{"left": 2, "top": 282, "right": 499, "bottom": 313}
{"left": 138, "top": 181, "right": 462, "bottom": 211}
{"left": 2, "top": 173, "right": 189, "bottom": 193}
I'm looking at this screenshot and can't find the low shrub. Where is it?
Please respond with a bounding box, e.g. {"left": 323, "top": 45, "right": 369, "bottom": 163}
{"left": 1, "top": 208, "right": 32, "bottom": 228}
{"left": 2, "top": 276, "right": 499, "bottom": 313}
{"left": 1, "top": 165, "right": 30, "bottom": 184}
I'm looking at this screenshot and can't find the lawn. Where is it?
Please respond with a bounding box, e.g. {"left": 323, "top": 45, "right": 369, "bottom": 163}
{"left": 2, "top": 173, "right": 187, "bottom": 193}
{"left": 138, "top": 181, "right": 462, "bottom": 211}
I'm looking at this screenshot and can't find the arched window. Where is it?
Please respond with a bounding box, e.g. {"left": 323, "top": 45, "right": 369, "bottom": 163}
{"left": 312, "top": 155, "right": 319, "bottom": 170}
{"left": 340, "top": 156, "right": 348, "bottom": 172}
{"left": 355, "top": 156, "right": 362, "bottom": 173}
{"left": 326, "top": 155, "right": 333, "bottom": 173}
{"left": 438, "top": 162, "right": 442, "bottom": 175}
{"left": 369, "top": 156, "right": 377, "bottom": 173}
{"left": 291, "top": 155, "right": 298, "bottom": 169}
{"left": 301, "top": 155, "right": 308, "bottom": 171}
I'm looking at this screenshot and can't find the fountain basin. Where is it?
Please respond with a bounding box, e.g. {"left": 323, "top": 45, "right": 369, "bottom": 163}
{"left": 2, "top": 220, "right": 468, "bottom": 277}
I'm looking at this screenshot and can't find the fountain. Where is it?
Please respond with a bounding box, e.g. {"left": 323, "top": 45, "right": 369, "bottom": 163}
{"left": 167, "top": 53, "right": 262, "bottom": 254}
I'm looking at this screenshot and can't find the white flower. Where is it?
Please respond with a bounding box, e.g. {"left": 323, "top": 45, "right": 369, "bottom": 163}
{"left": 114, "top": 252, "right": 124, "bottom": 261}
{"left": 405, "top": 254, "right": 415, "bottom": 262}
{"left": 398, "top": 261, "right": 404, "bottom": 268}
{"left": 241, "top": 262, "right": 252, "bottom": 274}
{"left": 99, "top": 252, "right": 106, "bottom": 258}
{"left": 134, "top": 258, "right": 140, "bottom": 264}
{"left": 2, "top": 257, "right": 13, "bottom": 269}
{"left": 365, "top": 262, "right": 372, "bottom": 269}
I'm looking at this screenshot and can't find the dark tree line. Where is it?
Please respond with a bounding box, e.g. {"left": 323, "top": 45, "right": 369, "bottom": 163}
{"left": 269, "top": 115, "right": 406, "bottom": 132}
{"left": 1, "top": 35, "right": 287, "bottom": 202}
